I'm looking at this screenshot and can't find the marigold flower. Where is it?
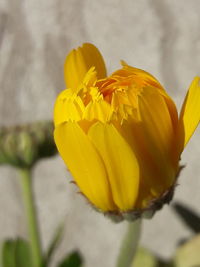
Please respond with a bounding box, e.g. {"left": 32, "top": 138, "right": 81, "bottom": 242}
{"left": 54, "top": 43, "right": 200, "bottom": 220}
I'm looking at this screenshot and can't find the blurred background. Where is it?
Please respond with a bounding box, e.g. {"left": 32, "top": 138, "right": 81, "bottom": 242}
{"left": 0, "top": 0, "right": 200, "bottom": 266}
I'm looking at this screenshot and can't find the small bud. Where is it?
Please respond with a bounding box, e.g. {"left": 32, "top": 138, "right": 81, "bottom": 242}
{"left": 17, "top": 131, "right": 38, "bottom": 167}
{"left": 0, "top": 121, "right": 57, "bottom": 168}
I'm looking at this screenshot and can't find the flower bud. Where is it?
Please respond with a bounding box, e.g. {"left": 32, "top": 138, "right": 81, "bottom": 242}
{"left": 54, "top": 43, "right": 200, "bottom": 221}
{"left": 0, "top": 121, "right": 57, "bottom": 168}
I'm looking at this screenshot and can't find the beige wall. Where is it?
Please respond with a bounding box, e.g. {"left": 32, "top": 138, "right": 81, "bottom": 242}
{"left": 0, "top": 0, "right": 200, "bottom": 266}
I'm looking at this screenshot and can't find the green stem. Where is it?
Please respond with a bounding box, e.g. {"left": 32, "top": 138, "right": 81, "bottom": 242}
{"left": 19, "top": 168, "right": 42, "bottom": 267}
{"left": 117, "top": 219, "right": 142, "bottom": 267}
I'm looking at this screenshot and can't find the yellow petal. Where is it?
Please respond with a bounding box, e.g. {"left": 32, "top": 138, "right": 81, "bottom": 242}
{"left": 83, "top": 99, "right": 113, "bottom": 122}
{"left": 177, "top": 77, "right": 200, "bottom": 151}
{"left": 120, "top": 119, "right": 167, "bottom": 195}
{"left": 81, "top": 43, "right": 107, "bottom": 79}
{"left": 138, "top": 87, "right": 175, "bottom": 185}
{"left": 64, "top": 43, "right": 107, "bottom": 90}
{"left": 54, "top": 122, "right": 116, "bottom": 211}
{"left": 88, "top": 122, "right": 139, "bottom": 211}
{"left": 120, "top": 61, "right": 165, "bottom": 91}
{"left": 54, "top": 89, "right": 85, "bottom": 126}
{"left": 157, "top": 89, "right": 179, "bottom": 134}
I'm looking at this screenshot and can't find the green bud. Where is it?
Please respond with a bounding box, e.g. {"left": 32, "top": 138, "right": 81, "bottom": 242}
{"left": 17, "top": 131, "right": 38, "bottom": 167}
{"left": 0, "top": 121, "right": 57, "bottom": 168}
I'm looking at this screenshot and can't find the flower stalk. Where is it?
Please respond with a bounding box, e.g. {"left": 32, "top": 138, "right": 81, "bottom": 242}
{"left": 117, "top": 220, "right": 142, "bottom": 267}
{"left": 19, "top": 168, "right": 42, "bottom": 267}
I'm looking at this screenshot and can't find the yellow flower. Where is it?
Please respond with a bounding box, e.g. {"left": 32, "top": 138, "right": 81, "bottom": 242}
{"left": 54, "top": 43, "right": 200, "bottom": 220}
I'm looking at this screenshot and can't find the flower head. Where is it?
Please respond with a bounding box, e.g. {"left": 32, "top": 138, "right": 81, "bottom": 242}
{"left": 54, "top": 43, "right": 200, "bottom": 221}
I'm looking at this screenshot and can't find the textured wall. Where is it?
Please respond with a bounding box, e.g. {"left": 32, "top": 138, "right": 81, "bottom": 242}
{"left": 0, "top": 0, "right": 200, "bottom": 266}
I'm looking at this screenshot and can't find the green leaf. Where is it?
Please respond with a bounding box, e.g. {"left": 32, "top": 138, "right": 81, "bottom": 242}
{"left": 58, "top": 251, "right": 83, "bottom": 267}
{"left": 44, "top": 223, "right": 65, "bottom": 265}
{"left": 1, "top": 238, "right": 33, "bottom": 267}
{"left": 172, "top": 202, "right": 200, "bottom": 233}
{"left": 1, "top": 240, "right": 17, "bottom": 267}
{"left": 15, "top": 239, "right": 33, "bottom": 267}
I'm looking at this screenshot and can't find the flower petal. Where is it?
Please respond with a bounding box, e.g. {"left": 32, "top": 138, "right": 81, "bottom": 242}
{"left": 120, "top": 119, "right": 168, "bottom": 196}
{"left": 161, "top": 92, "right": 178, "bottom": 133}
{"left": 88, "top": 122, "right": 139, "bottom": 211}
{"left": 54, "top": 122, "right": 116, "bottom": 211}
{"left": 53, "top": 89, "right": 85, "bottom": 126}
{"left": 83, "top": 99, "right": 113, "bottom": 123}
{"left": 120, "top": 61, "right": 165, "bottom": 91}
{"left": 138, "top": 87, "right": 175, "bottom": 185}
{"left": 64, "top": 43, "right": 107, "bottom": 90}
{"left": 177, "top": 77, "right": 200, "bottom": 151}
